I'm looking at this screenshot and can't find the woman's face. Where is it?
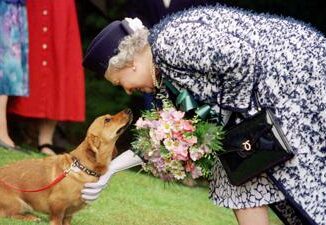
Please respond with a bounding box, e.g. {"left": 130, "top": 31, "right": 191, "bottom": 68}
{"left": 105, "top": 46, "right": 155, "bottom": 95}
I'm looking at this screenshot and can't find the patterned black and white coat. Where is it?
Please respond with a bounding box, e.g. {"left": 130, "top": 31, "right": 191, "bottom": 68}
{"left": 148, "top": 5, "right": 326, "bottom": 225}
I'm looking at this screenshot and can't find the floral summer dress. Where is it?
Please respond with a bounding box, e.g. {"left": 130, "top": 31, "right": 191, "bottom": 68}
{"left": 0, "top": 1, "right": 28, "bottom": 96}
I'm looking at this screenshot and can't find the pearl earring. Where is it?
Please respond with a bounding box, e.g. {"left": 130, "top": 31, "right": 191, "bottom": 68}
{"left": 132, "top": 66, "right": 136, "bottom": 71}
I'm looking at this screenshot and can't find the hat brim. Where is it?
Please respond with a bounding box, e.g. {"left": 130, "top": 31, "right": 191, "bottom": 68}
{"left": 83, "top": 20, "right": 131, "bottom": 75}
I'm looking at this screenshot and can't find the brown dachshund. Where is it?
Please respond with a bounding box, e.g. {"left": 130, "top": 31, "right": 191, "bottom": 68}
{"left": 0, "top": 109, "right": 132, "bottom": 225}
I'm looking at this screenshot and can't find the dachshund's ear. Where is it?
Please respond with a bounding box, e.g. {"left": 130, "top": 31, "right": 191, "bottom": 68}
{"left": 86, "top": 134, "right": 101, "bottom": 162}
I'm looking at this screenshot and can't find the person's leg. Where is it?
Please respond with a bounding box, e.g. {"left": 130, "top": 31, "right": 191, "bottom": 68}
{"left": 0, "top": 95, "right": 15, "bottom": 148}
{"left": 233, "top": 205, "right": 269, "bottom": 225}
{"left": 38, "top": 119, "right": 57, "bottom": 155}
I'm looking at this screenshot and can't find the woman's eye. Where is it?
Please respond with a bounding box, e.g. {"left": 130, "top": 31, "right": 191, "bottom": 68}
{"left": 105, "top": 118, "right": 111, "bottom": 123}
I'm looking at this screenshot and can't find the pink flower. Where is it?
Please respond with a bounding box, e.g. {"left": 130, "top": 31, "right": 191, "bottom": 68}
{"left": 160, "top": 109, "right": 185, "bottom": 122}
{"left": 172, "top": 131, "right": 183, "bottom": 141}
{"left": 185, "top": 161, "right": 202, "bottom": 179}
{"left": 149, "top": 129, "right": 161, "bottom": 147}
{"left": 172, "top": 143, "right": 189, "bottom": 161}
{"left": 179, "top": 120, "right": 195, "bottom": 132}
{"left": 151, "top": 156, "right": 166, "bottom": 172}
{"left": 191, "top": 166, "right": 203, "bottom": 179}
{"left": 150, "top": 120, "right": 161, "bottom": 129}
{"left": 160, "top": 121, "right": 172, "bottom": 134}
{"left": 185, "top": 160, "right": 195, "bottom": 172}
{"left": 155, "top": 128, "right": 166, "bottom": 141}
{"left": 200, "top": 145, "right": 211, "bottom": 154}
{"left": 163, "top": 138, "right": 174, "bottom": 151}
{"left": 160, "top": 110, "right": 173, "bottom": 121}
{"left": 135, "top": 118, "right": 151, "bottom": 129}
{"left": 189, "top": 151, "right": 202, "bottom": 161}
{"left": 189, "top": 146, "right": 204, "bottom": 161}
{"left": 183, "top": 135, "right": 197, "bottom": 145}
{"left": 171, "top": 111, "right": 185, "bottom": 121}
{"left": 171, "top": 131, "right": 197, "bottom": 147}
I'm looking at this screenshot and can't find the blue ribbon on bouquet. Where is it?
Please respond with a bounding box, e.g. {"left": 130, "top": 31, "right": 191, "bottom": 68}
{"left": 163, "top": 80, "right": 214, "bottom": 120}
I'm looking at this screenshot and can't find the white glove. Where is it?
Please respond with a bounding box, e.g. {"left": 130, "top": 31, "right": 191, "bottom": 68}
{"left": 81, "top": 150, "right": 143, "bottom": 202}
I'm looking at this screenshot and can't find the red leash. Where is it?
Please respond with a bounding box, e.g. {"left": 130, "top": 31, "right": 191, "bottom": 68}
{"left": 0, "top": 164, "right": 72, "bottom": 193}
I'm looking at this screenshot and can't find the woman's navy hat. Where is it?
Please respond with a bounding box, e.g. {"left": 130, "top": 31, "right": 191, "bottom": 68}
{"left": 83, "top": 19, "right": 136, "bottom": 75}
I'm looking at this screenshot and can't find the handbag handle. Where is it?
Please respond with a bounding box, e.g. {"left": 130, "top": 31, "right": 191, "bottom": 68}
{"left": 254, "top": 91, "right": 263, "bottom": 111}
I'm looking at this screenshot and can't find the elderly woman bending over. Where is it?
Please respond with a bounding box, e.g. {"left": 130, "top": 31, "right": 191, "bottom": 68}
{"left": 82, "top": 5, "right": 326, "bottom": 225}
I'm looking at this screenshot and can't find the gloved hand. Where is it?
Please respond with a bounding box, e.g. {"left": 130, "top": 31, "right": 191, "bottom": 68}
{"left": 81, "top": 150, "right": 143, "bottom": 202}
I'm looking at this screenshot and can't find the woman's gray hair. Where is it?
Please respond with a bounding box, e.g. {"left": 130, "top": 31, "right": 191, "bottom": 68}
{"left": 107, "top": 28, "right": 150, "bottom": 71}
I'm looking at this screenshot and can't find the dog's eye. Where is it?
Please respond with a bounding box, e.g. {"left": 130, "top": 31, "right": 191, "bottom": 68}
{"left": 105, "top": 118, "right": 111, "bottom": 123}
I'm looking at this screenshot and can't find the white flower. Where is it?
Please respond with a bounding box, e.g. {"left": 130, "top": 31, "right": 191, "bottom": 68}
{"left": 124, "top": 17, "right": 144, "bottom": 32}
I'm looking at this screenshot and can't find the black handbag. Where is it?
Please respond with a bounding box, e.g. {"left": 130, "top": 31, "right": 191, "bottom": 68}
{"left": 218, "top": 109, "right": 294, "bottom": 186}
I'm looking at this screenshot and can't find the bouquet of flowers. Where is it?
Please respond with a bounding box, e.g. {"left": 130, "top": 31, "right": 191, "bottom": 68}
{"left": 132, "top": 98, "right": 224, "bottom": 181}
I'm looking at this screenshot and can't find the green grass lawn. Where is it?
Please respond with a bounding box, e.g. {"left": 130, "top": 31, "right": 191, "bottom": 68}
{"left": 0, "top": 148, "right": 283, "bottom": 225}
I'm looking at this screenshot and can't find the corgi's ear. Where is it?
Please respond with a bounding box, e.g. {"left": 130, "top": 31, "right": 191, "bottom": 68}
{"left": 86, "top": 134, "right": 101, "bottom": 162}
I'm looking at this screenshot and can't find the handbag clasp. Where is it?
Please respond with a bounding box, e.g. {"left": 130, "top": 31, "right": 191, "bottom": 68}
{"left": 242, "top": 140, "right": 252, "bottom": 151}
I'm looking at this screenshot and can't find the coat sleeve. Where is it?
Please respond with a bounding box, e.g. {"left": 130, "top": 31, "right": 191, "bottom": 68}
{"left": 151, "top": 18, "right": 257, "bottom": 110}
